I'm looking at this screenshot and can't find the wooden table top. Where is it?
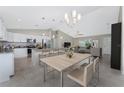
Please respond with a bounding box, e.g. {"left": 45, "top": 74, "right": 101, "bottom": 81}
{"left": 40, "top": 53, "right": 91, "bottom": 72}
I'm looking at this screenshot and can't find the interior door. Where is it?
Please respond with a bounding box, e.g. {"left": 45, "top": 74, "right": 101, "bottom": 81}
{"left": 111, "top": 23, "right": 121, "bottom": 70}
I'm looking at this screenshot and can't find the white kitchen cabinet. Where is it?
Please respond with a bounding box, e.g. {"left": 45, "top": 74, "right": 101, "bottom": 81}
{"left": 0, "top": 53, "right": 14, "bottom": 83}
{"left": 14, "top": 48, "right": 27, "bottom": 58}
{"left": 18, "top": 34, "right": 26, "bottom": 42}
{"left": 2, "top": 25, "right": 7, "bottom": 40}
{"left": 7, "top": 32, "right": 14, "bottom": 42}
{"left": 0, "top": 20, "right": 3, "bottom": 36}
{"left": 0, "top": 19, "right": 7, "bottom": 41}
{"left": 13, "top": 33, "right": 32, "bottom": 42}
{"left": 13, "top": 33, "right": 19, "bottom": 42}
{"left": 36, "top": 36, "right": 42, "bottom": 43}
{"left": 13, "top": 33, "right": 24, "bottom": 42}
{"left": 7, "top": 32, "right": 46, "bottom": 43}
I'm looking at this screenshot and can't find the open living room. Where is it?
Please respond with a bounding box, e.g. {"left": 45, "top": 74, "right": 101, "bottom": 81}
{"left": 0, "top": 6, "right": 123, "bottom": 87}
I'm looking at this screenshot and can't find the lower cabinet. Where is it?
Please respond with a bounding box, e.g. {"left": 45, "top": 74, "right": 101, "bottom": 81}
{"left": 0, "top": 53, "right": 14, "bottom": 83}
{"left": 14, "top": 48, "right": 27, "bottom": 58}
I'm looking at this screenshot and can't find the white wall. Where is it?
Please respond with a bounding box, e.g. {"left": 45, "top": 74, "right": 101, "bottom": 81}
{"left": 121, "top": 7, "right": 124, "bottom": 74}
{"left": 102, "top": 37, "right": 111, "bottom": 54}
{"left": 58, "top": 31, "right": 74, "bottom": 48}
{"left": 77, "top": 7, "right": 119, "bottom": 37}
{"left": 58, "top": 7, "right": 119, "bottom": 37}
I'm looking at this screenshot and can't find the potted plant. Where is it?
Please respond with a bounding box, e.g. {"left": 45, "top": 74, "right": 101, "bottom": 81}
{"left": 66, "top": 47, "right": 74, "bottom": 58}
{"left": 85, "top": 41, "right": 91, "bottom": 49}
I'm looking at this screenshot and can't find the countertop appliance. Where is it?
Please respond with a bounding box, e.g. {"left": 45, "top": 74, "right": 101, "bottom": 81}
{"left": 27, "top": 39, "right": 36, "bottom": 43}
{"left": 0, "top": 45, "right": 2, "bottom": 52}
{"left": 27, "top": 45, "right": 36, "bottom": 57}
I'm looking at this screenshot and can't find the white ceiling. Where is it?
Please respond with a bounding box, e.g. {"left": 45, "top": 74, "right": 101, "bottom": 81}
{"left": 0, "top": 6, "right": 120, "bottom": 37}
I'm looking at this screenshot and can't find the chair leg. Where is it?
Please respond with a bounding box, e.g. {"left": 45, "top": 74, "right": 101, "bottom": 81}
{"left": 98, "top": 62, "right": 100, "bottom": 81}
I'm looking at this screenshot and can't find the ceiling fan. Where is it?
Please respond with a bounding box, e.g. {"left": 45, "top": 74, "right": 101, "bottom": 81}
{"left": 75, "top": 31, "right": 84, "bottom": 37}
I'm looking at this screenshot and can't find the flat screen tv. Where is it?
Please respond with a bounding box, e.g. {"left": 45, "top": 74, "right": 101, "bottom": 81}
{"left": 64, "top": 42, "right": 71, "bottom": 48}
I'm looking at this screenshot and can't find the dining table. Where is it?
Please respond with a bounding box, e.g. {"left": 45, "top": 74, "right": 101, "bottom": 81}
{"left": 40, "top": 53, "right": 91, "bottom": 87}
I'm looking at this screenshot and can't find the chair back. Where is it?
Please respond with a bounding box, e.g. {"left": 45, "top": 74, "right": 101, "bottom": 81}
{"left": 84, "top": 63, "right": 93, "bottom": 86}
{"left": 42, "top": 49, "right": 50, "bottom": 52}
{"left": 93, "top": 57, "right": 99, "bottom": 73}
{"left": 90, "top": 48, "right": 102, "bottom": 57}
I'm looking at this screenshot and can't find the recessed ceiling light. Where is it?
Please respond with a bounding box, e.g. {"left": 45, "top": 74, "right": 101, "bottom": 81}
{"left": 52, "top": 35, "right": 55, "bottom": 38}
{"left": 34, "top": 24, "right": 39, "bottom": 27}
{"left": 60, "top": 36, "right": 63, "bottom": 39}
{"left": 17, "top": 18, "right": 22, "bottom": 22}
{"left": 76, "top": 31, "right": 84, "bottom": 36}
{"left": 42, "top": 17, "right": 45, "bottom": 20}
{"left": 52, "top": 19, "right": 55, "bottom": 22}
{"left": 42, "top": 33, "right": 45, "bottom": 36}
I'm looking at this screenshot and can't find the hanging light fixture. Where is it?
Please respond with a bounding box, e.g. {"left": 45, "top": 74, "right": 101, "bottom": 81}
{"left": 52, "top": 35, "right": 55, "bottom": 38}
{"left": 42, "top": 33, "right": 45, "bottom": 36}
{"left": 64, "top": 13, "right": 69, "bottom": 24}
{"left": 64, "top": 10, "right": 81, "bottom": 27}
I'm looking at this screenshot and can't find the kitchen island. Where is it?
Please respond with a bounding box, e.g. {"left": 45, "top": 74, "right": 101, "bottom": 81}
{"left": 32, "top": 48, "right": 43, "bottom": 66}
{"left": 0, "top": 52, "right": 14, "bottom": 83}
{"left": 14, "top": 48, "right": 27, "bottom": 58}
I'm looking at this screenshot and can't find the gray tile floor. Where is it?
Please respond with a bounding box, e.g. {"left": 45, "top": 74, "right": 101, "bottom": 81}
{"left": 0, "top": 55, "right": 124, "bottom": 87}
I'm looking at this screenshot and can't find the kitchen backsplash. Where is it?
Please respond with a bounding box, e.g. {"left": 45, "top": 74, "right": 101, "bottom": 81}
{"left": 0, "top": 42, "right": 2, "bottom": 46}
{"left": 2, "top": 42, "right": 35, "bottom": 48}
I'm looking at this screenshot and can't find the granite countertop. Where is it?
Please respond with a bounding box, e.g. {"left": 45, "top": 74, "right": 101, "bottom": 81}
{"left": 0, "top": 49, "right": 13, "bottom": 54}
{"left": 0, "top": 51, "right": 13, "bottom": 54}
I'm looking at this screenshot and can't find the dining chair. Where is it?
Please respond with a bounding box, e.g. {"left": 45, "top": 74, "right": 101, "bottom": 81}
{"left": 92, "top": 57, "right": 100, "bottom": 86}
{"left": 42, "top": 49, "right": 50, "bottom": 57}
{"left": 53, "top": 48, "right": 59, "bottom": 55}
{"left": 39, "top": 53, "right": 46, "bottom": 67}
{"left": 67, "top": 62, "right": 94, "bottom": 87}
{"left": 39, "top": 49, "right": 58, "bottom": 73}
{"left": 58, "top": 48, "right": 65, "bottom": 55}
{"left": 39, "top": 49, "right": 50, "bottom": 66}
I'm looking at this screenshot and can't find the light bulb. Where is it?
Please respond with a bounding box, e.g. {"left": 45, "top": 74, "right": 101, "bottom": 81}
{"left": 60, "top": 36, "right": 63, "bottom": 39}
{"left": 72, "top": 10, "right": 77, "bottom": 18}
{"left": 52, "top": 35, "right": 55, "bottom": 38}
{"left": 64, "top": 13, "right": 68, "bottom": 20}
{"left": 77, "top": 14, "right": 81, "bottom": 20}
{"left": 42, "top": 33, "right": 45, "bottom": 36}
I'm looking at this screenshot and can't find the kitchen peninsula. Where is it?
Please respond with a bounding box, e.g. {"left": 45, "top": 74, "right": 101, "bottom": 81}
{"left": 32, "top": 48, "right": 43, "bottom": 66}
{"left": 0, "top": 52, "right": 14, "bottom": 83}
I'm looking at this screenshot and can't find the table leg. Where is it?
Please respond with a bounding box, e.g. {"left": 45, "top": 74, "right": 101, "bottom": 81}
{"left": 89, "top": 57, "right": 90, "bottom": 64}
{"left": 60, "top": 71, "right": 63, "bottom": 87}
{"left": 44, "top": 63, "right": 46, "bottom": 82}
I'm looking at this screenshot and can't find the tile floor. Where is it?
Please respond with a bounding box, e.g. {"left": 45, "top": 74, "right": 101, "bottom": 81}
{"left": 0, "top": 55, "right": 124, "bottom": 87}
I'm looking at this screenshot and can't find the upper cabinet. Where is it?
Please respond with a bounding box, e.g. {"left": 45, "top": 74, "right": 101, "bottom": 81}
{"left": 7, "top": 32, "right": 14, "bottom": 42}
{"left": 0, "top": 19, "right": 7, "bottom": 41}
{"left": 13, "top": 33, "right": 25, "bottom": 42}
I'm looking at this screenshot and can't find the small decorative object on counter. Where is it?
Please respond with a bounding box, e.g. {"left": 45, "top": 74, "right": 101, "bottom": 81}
{"left": 36, "top": 43, "right": 42, "bottom": 49}
{"left": 65, "top": 47, "right": 74, "bottom": 58}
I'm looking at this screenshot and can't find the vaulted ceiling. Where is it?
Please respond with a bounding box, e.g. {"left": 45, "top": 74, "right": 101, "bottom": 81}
{"left": 0, "top": 6, "right": 120, "bottom": 38}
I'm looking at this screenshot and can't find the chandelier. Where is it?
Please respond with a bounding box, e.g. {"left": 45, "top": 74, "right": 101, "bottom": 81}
{"left": 64, "top": 10, "right": 81, "bottom": 27}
